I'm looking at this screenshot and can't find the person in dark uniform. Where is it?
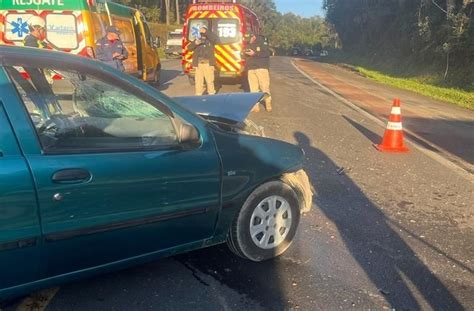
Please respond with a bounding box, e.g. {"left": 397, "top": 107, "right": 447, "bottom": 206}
{"left": 188, "top": 26, "right": 218, "bottom": 95}
{"left": 23, "top": 16, "right": 47, "bottom": 48}
{"left": 96, "top": 26, "right": 129, "bottom": 72}
{"left": 22, "top": 16, "right": 56, "bottom": 90}
{"left": 245, "top": 33, "right": 272, "bottom": 112}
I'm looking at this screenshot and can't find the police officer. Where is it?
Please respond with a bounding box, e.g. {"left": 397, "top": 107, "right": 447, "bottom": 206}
{"left": 245, "top": 33, "right": 272, "bottom": 112}
{"left": 188, "top": 26, "right": 218, "bottom": 95}
{"left": 96, "top": 26, "right": 129, "bottom": 72}
{"left": 24, "top": 16, "right": 47, "bottom": 48}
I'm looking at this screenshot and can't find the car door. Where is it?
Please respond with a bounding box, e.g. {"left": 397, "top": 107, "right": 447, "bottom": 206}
{"left": 0, "top": 68, "right": 41, "bottom": 291}
{"left": 3, "top": 65, "right": 221, "bottom": 278}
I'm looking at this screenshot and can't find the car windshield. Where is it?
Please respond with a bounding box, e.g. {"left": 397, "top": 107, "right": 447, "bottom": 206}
{"left": 6, "top": 66, "right": 177, "bottom": 153}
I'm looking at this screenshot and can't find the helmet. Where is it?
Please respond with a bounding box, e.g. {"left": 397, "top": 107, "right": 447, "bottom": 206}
{"left": 27, "top": 16, "right": 45, "bottom": 29}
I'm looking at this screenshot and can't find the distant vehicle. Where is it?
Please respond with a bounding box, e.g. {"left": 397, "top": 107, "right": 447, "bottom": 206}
{"left": 165, "top": 28, "right": 183, "bottom": 58}
{"left": 320, "top": 50, "right": 329, "bottom": 57}
{"left": 0, "top": 0, "right": 161, "bottom": 84}
{"left": 303, "top": 48, "right": 313, "bottom": 57}
{"left": 182, "top": 0, "right": 262, "bottom": 81}
{"left": 0, "top": 45, "right": 313, "bottom": 300}
{"left": 291, "top": 47, "right": 301, "bottom": 56}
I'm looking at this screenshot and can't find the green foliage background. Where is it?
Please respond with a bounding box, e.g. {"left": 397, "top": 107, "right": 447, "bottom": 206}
{"left": 114, "top": 0, "right": 337, "bottom": 54}
{"left": 114, "top": 0, "right": 473, "bottom": 93}
{"left": 324, "top": 0, "right": 474, "bottom": 90}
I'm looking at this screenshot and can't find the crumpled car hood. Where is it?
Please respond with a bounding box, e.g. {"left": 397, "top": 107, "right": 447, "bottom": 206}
{"left": 173, "top": 93, "right": 265, "bottom": 123}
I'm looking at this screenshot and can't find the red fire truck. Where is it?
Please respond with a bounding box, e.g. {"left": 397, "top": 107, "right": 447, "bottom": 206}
{"left": 182, "top": 0, "right": 261, "bottom": 82}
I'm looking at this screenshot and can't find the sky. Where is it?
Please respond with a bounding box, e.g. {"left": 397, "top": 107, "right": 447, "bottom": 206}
{"left": 274, "top": 0, "right": 325, "bottom": 18}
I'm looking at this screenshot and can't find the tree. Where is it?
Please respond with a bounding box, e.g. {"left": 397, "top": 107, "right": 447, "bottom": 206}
{"left": 176, "top": 0, "right": 180, "bottom": 25}
{"left": 323, "top": 0, "right": 473, "bottom": 85}
{"left": 164, "top": 0, "right": 171, "bottom": 25}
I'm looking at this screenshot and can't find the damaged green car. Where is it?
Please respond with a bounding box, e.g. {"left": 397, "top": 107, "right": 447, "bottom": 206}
{"left": 0, "top": 45, "right": 312, "bottom": 300}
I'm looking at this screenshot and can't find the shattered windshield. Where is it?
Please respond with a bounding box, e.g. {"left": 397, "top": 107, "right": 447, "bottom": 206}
{"left": 6, "top": 66, "right": 177, "bottom": 153}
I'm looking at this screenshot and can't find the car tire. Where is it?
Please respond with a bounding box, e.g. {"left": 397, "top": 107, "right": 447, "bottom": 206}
{"left": 227, "top": 181, "right": 300, "bottom": 262}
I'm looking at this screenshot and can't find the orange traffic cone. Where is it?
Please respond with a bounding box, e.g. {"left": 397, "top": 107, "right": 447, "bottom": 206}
{"left": 374, "top": 99, "right": 409, "bottom": 153}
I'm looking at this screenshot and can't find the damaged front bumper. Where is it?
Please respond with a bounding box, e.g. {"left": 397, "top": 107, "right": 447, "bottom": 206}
{"left": 280, "top": 169, "right": 314, "bottom": 214}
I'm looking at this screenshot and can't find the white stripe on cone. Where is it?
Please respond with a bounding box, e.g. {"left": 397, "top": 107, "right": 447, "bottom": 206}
{"left": 387, "top": 122, "right": 403, "bottom": 130}
{"left": 391, "top": 107, "right": 401, "bottom": 115}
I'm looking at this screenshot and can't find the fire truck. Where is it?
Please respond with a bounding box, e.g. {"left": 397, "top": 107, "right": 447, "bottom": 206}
{"left": 182, "top": 0, "right": 261, "bottom": 82}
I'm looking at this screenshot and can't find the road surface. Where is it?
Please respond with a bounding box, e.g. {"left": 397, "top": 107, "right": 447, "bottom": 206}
{"left": 3, "top": 57, "right": 473, "bottom": 311}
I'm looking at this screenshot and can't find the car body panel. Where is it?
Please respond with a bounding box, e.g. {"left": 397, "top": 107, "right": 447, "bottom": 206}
{"left": 0, "top": 45, "right": 310, "bottom": 300}
{"left": 0, "top": 70, "right": 42, "bottom": 289}
{"left": 208, "top": 130, "right": 305, "bottom": 239}
{"left": 174, "top": 93, "right": 265, "bottom": 124}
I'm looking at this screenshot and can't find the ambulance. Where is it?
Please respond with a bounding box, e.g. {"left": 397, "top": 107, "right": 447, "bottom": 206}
{"left": 0, "top": 0, "right": 161, "bottom": 83}
{"left": 182, "top": 0, "right": 261, "bottom": 82}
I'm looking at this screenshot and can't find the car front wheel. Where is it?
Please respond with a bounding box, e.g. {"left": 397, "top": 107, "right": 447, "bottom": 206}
{"left": 227, "top": 181, "right": 300, "bottom": 262}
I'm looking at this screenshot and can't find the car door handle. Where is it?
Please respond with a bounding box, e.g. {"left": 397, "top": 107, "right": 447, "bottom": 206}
{"left": 52, "top": 169, "right": 91, "bottom": 184}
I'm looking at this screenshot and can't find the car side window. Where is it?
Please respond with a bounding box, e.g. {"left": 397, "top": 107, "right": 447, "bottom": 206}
{"left": 6, "top": 66, "right": 178, "bottom": 153}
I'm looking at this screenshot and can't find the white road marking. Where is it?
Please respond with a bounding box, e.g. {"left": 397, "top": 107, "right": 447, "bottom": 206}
{"left": 291, "top": 59, "right": 473, "bottom": 182}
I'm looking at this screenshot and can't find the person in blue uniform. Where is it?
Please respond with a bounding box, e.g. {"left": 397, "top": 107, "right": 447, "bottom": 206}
{"left": 96, "top": 26, "right": 129, "bottom": 72}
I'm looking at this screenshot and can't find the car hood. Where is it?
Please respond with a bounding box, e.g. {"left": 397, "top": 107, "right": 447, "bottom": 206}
{"left": 173, "top": 93, "right": 265, "bottom": 124}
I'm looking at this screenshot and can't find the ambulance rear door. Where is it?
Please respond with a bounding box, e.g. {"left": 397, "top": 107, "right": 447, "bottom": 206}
{"left": 134, "top": 10, "right": 159, "bottom": 82}
{"left": 111, "top": 14, "right": 138, "bottom": 76}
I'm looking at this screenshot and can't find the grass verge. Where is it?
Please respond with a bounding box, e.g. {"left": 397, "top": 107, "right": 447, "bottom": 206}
{"left": 353, "top": 67, "right": 473, "bottom": 110}
{"left": 325, "top": 52, "right": 473, "bottom": 110}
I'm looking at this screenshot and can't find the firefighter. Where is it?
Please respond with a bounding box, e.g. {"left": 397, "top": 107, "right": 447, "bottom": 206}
{"left": 23, "top": 16, "right": 57, "bottom": 86}
{"left": 24, "top": 16, "right": 47, "bottom": 48}
{"left": 245, "top": 33, "right": 272, "bottom": 112}
{"left": 96, "top": 26, "right": 129, "bottom": 72}
{"left": 188, "top": 26, "right": 218, "bottom": 96}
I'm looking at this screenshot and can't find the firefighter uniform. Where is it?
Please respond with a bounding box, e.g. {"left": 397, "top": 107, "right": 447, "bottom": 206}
{"left": 188, "top": 28, "right": 218, "bottom": 95}
{"left": 246, "top": 35, "right": 272, "bottom": 112}
{"left": 23, "top": 32, "right": 55, "bottom": 85}
{"left": 23, "top": 34, "right": 47, "bottom": 48}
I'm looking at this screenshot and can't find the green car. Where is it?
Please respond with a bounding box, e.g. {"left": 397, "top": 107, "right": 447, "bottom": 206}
{"left": 0, "top": 45, "right": 312, "bottom": 300}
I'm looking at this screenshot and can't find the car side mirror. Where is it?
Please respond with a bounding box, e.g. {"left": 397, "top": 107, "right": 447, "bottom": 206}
{"left": 178, "top": 123, "right": 200, "bottom": 148}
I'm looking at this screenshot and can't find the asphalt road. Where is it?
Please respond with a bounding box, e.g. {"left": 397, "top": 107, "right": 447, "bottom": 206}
{"left": 293, "top": 59, "right": 474, "bottom": 174}
{"left": 4, "top": 57, "right": 473, "bottom": 311}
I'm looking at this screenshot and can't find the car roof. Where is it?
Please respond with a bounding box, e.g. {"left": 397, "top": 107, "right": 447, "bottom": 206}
{"left": 0, "top": 45, "right": 114, "bottom": 73}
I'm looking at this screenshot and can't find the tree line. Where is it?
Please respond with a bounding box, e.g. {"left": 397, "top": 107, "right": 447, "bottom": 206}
{"left": 324, "top": 0, "right": 474, "bottom": 86}
{"left": 114, "top": 0, "right": 337, "bottom": 53}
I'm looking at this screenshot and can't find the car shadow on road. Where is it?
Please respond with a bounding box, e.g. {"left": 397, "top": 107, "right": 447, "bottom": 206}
{"left": 293, "top": 131, "right": 464, "bottom": 310}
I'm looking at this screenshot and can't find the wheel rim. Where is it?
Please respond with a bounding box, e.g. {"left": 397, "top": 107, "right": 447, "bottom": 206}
{"left": 249, "top": 195, "right": 293, "bottom": 249}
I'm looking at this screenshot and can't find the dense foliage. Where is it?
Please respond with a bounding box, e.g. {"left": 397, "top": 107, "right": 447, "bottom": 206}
{"left": 324, "top": 0, "right": 474, "bottom": 88}
{"left": 114, "top": 0, "right": 336, "bottom": 53}
{"left": 240, "top": 0, "right": 337, "bottom": 53}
